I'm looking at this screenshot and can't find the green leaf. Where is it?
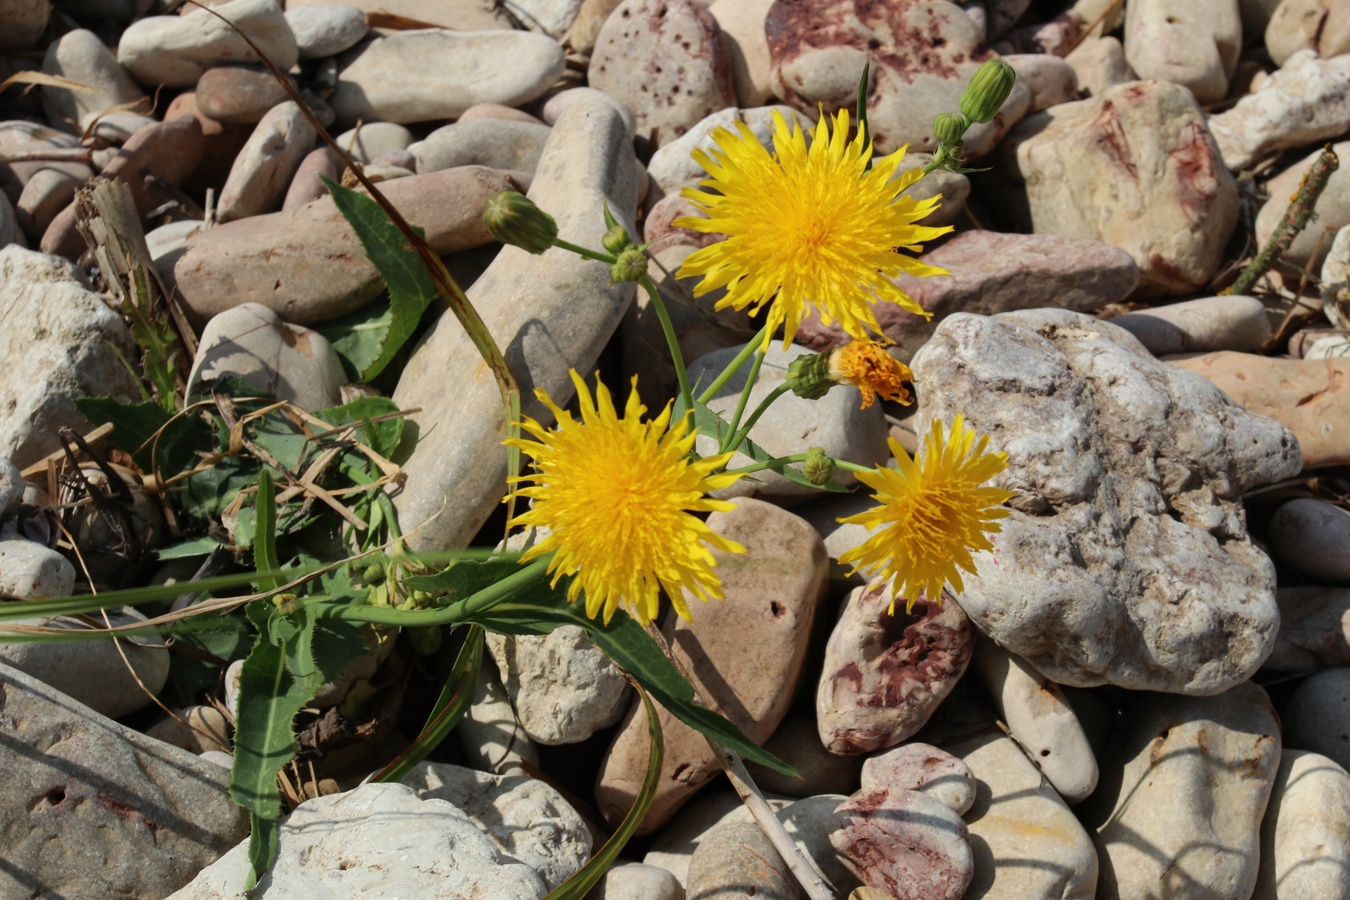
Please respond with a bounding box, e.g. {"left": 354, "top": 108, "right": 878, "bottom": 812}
{"left": 165, "top": 613, "right": 251, "bottom": 704}
{"left": 74, "top": 397, "right": 211, "bottom": 479}
{"left": 153, "top": 537, "right": 223, "bottom": 560}
{"left": 316, "top": 396, "right": 404, "bottom": 459}
{"left": 253, "top": 470, "right": 281, "bottom": 594}
{"left": 317, "top": 299, "right": 394, "bottom": 383}
{"left": 675, "top": 397, "right": 848, "bottom": 493}
{"left": 402, "top": 557, "right": 521, "bottom": 599}
{"left": 181, "top": 455, "right": 258, "bottom": 525}
{"left": 245, "top": 811, "right": 279, "bottom": 894}
{"left": 320, "top": 175, "right": 437, "bottom": 381}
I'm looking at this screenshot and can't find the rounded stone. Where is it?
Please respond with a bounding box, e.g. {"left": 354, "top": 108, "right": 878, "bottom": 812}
{"left": 216, "top": 101, "right": 317, "bottom": 223}
{"left": 412, "top": 119, "right": 553, "bottom": 176}
{"left": 284, "top": 3, "right": 369, "bottom": 59}
{"left": 0, "top": 536, "right": 76, "bottom": 600}
{"left": 41, "top": 29, "right": 149, "bottom": 133}
{"left": 0, "top": 0, "right": 48, "bottom": 50}
{"left": 831, "top": 788, "right": 973, "bottom": 900}
{"left": 117, "top": 0, "right": 299, "bottom": 88}
{"left": 1109, "top": 295, "right": 1271, "bottom": 355}
{"left": 685, "top": 821, "right": 796, "bottom": 900}
{"left": 1255, "top": 750, "right": 1350, "bottom": 900}
{"left": 1268, "top": 498, "right": 1350, "bottom": 583}
{"left": 1285, "top": 669, "right": 1350, "bottom": 773}
{"left": 1124, "top": 0, "right": 1241, "bottom": 104}
{"left": 195, "top": 66, "right": 294, "bottom": 125}
{"left": 860, "top": 743, "right": 976, "bottom": 816}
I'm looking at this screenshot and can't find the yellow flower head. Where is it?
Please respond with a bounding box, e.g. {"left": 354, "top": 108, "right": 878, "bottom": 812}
{"left": 674, "top": 108, "right": 953, "bottom": 349}
{"left": 504, "top": 371, "right": 747, "bottom": 626}
{"left": 829, "top": 341, "right": 914, "bottom": 409}
{"left": 837, "top": 416, "right": 1014, "bottom": 615}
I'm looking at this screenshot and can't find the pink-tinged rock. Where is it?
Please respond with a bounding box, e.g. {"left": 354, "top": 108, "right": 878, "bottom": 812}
{"left": 816, "top": 582, "right": 974, "bottom": 755}
{"left": 589, "top": 0, "right": 736, "bottom": 146}
{"left": 159, "top": 165, "right": 517, "bottom": 325}
{"left": 41, "top": 115, "right": 204, "bottom": 259}
{"left": 0, "top": 122, "right": 92, "bottom": 239}
{"left": 795, "top": 230, "right": 1139, "bottom": 357}
{"left": 860, "top": 742, "right": 976, "bottom": 815}
{"left": 283, "top": 146, "right": 344, "bottom": 210}
{"left": 766, "top": 0, "right": 1031, "bottom": 157}
{"left": 831, "top": 788, "right": 973, "bottom": 900}
{"left": 642, "top": 192, "right": 717, "bottom": 249}
{"left": 163, "top": 91, "right": 253, "bottom": 197}
{"left": 993, "top": 79, "right": 1238, "bottom": 295}
{"left": 595, "top": 498, "right": 827, "bottom": 833}
{"left": 195, "top": 65, "right": 295, "bottom": 126}
{"left": 1265, "top": 587, "right": 1350, "bottom": 672}
{"left": 1168, "top": 352, "right": 1348, "bottom": 469}
{"left": 216, "top": 101, "right": 317, "bottom": 223}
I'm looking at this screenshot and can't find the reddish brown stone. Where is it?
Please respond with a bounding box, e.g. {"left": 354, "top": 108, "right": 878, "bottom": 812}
{"left": 831, "top": 787, "right": 973, "bottom": 900}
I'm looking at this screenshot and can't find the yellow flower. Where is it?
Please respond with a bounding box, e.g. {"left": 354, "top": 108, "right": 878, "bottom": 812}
{"left": 837, "top": 416, "right": 1014, "bottom": 615}
{"left": 829, "top": 341, "right": 914, "bottom": 409}
{"left": 504, "top": 371, "right": 747, "bottom": 626}
{"left": 674, "top": 108, "right": 953, "bottom": 349}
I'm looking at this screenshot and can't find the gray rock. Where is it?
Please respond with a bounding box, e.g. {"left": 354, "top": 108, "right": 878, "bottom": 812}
{"left": 187, "top": 303, "right": 345, "bottom": 411}
{"left": 0, "top": 605, "right": 169, "bottom": 719}
{"left": 1124, "top": 0, "right": 1241, "bottom": 104}
{"left": 685, "top": 821, "right": 797, "bottom": 900}
{"left": 860, "top": 743, "right": 976, "bottom": 816}
{"left": 167, "top": 782, "right": 547, "bottom": 899}
{"left": 485, "top": 625, "right": 630, "bottom": 745}
{"left": 0, "top": 246, "right": 140, "bottom": 468}
{"left": 954, "top": 731, "right": 1099, "bottom": 899}
{"left": 0, "top": 534, "right": 75, "bottom": 599}
{"left": 0, "top": 456, "right": 21, "bottom": 516}
{"left": 41, "top": 29, "right": 149, "bottom": 134}
{"left": 1284, "top": 669, "right": 1350, "bottom": 772}
{"left": 217, "top": 102, "right": 317, "bottom": 223}
{"left": 392, "top": 98, "right": 639, "bottom": 551}
{"left": 0, "top": 0, "right": 47, "bottom": 50}
{"left": 1268, "top": 497, "right": 1350, "bottom": 583}
{"left": 1092, "top": 683, "right": 1281, "bottom": 900}
{"left": 911, "top": 309, "right": 1300, "bottom": 693}
{"left": 118, "top": 0, "right": 299, "bottom": 89}
{"left": 333, "top": 122, "right": 413, "bottom": 164}
{"left": 0, "top": 662, "right": 247, "bottom": 898}
{"left": 457, "top": 657, "right": 539, "bottom": 774}
{"left": 643, "top": 791, "right": 794, "bottom": 889}
{"left": 284, "top": 3, "right": 369, "bottom": 59}
{"left": 540, "top": 86, "right": 637, "bottom": 139}
{"left": 331, "top": 30, "right": 564, "bottom": 124}
{"left": 1266, "top": 586, "right": 1350, "bottom": 671}
{"left": 1109, "top": 295, "right": 1271, "bottom": 355}
{"left": 1255, "top": 750, "right": 1350, "bottom": 900}
{"left": 413, "top": 119, "right": 553, "bottom": 175}
{"left": 831, "top": 788, "right": 973, "bottom": 900}
{"left": 401, "top": 761, "right": 591, "bottom": 891}
{"left": 589, "top": 862, "right": 686, "bottom": 899}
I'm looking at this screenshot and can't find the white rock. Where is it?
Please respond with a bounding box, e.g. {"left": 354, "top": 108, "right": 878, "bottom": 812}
{"left": 167, "top": 782, "right": 548, "bottom": 899}
{"left": 1266, "top": 0, "right": 1350, "bottom": 65}
{"left": 41, "top": 29, "right": 148, "bottom": 133}
{"left": 331, "top": 30, "right": 565, "bottom": 124}
{"left": 1255, "top": 139, "right": 1350, "bottom": 282}
{"left": 333, "top": 122, "right": 413, "bottom": 165}
{"left": 709, "top": 0, "right": 775, "bottom": 107}
{"left": 457, "top": 658, "right": 540, "bottom": 774}
{"left": 1003, "top": 52, "right": 1079, "bottom": 111}
{"left": 589, "top": 862, "right": 686, "bottom": 899}
{"left": 1124, "top": 0, "right": 1241, "bottom": 105}
{"left": 0, "top": 246, "right": 140, "bottom": 468}
{"left": 509, "top": 0, "right": 584, "bottom": 39}
{"left": 1109, "top": 295, "right": 1272, "bottom": 354}
{"left": 0, "top": 605, "right": 169, "bottom": 719}
{"left": 540, "top": 86, "right": 636, "bottom": 140}
{"left": 402, "top": 761, "right": 591, "bottom": 891}
{"left": 860, "top": 743, "right": 977, "bottom": 816}
{"left": 975, "top": 639, "right": 1098, "bottom": 803}
{"left": 1255, "top": 750, "right": 1350, "bottom": 900}
{"left": 1268, "top": 497, "right": 1350, "bottom": 582}
{"left": 412, "top": 119, "right": 553, "bottom": 175}
{"left": 1208, "top": 51, "right": 1350, "bottom": 172}
{"left": 1326, "top": 225, "right": 1350, "bottom": 328}
{"left": 0, "top": 457, "right": 21, "bottom": 517}
{"left": 0, "top": 534, "right": 74, "bottom": 600}
{"left": 1065, "top": 36, "right": 1136, "bottom": 98}
{"left": 144, "top": 220, "right": 205, "bottom": 261}
{"left": 283, "top": 3, "right": 369, "bottom": 59}
{"left": 186, "top": 303, "right": 344, "bottom": 412}
{"left": 1285, "top": 668, "right": 1350, "bottom": 772}
{"left": 118, "top": 0, "right": 299, "bottom": 89}
{"left": 217, "top": 102, "right": 317, "bottom": 223}
{"left": 645, "top": 104, "right": 804, "bottom": 206}
{"left": 486, "top": 626, "right": 630, "bottom": 745}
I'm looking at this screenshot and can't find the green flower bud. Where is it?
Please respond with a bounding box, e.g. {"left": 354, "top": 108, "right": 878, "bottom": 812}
{"left": 610, "top": 246, "right": 649, "bottom": 283}
{"left": 408, "top": 625, "right": 443, "bottom": 656}
{"left": 482, "top": 191, "right": 558, "bottom": 254}
{"left": 803, "top": 447, "right": 834, "bottom": 486}
{"left": 959, "top": 58, "right": 1017, "bottom": 124}
{"left": 602, "top": 225, "right": 633, "bottom": 254}
{"left": 361, "top": 563, "right": 385, "bottom": 585}
{"left": 272, "top": 593, "right": 301, "bottom": 615}
{"left": 785, "top": 350, "right": 836, "bottom": 400}
{"left": 932, "top": 111, "right": 969, "bottom": 147}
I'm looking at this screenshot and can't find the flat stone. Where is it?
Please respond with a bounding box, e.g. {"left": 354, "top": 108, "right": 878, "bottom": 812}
{"left": 817, "top": 582, "right": 974, "bottom": 755}
{"left": 0, "top": 662, "right": 247, "bottom": 899}
{"left": 391, "top": 98, "right": 640, "bottom": 552}
{"left": 161, "top": 165, "right": 517, "bottom": 325}
{"left": 1268, "top": 497, "right": 1350, "bottom": 582}
{"left": 744, "top": 717, "right": 864, "bottom": 798}
{"left": 117, "top": 0, "right": 299, "bottom": 88}
{"left": 1169, "top": 351, "right": 1349, "bottom": 470}
{"left": 1255, "top": 139, "right": 1350, "bottom": 282}
{"left": 1284, "top": 669, "right": 1350, "bottom": 772}
{"left": 589, "top": 862, "right": 685, "bottom": 899}
{"left": 195, "top": 66, "right": 295, "bottom": 125}
{"left": 1064, "top": 35, "right": 1137, "bottom": 98}
{"left": 1124, "top": 0, "right": 1241, "bottom": 104}
{"left": 1108, "top": 295, "right": 1271, "bottom": 355}
{"left": 41, "top": 29, "right": 149, "bottom": 133}
{"left": 1091, "top": 683, "right": 1281, "bottom": 900}
{"left": 860, "top": 742, "right": 976, "bottom": 816}
{"left": 288, "top": 0, "right": 512, "bottom": 30}
{"left": 217, "top": 101, "right": 316, "bottom": 223}
{"left": 284, "top": 3, "right": 369, "bottom": 59}
{"left": 167, "top": 782, "right": 547, "bottom": 899}
{"left": 596, "top": 498, "right": 826, "bottom": 832}
{"left": 831, "top": 788, "right": 973, "bottom": 900}
{"left": 485, "top": 625, "right": 630, "bottom": 745}
{"left": 1254, "top": 750, "right": 1350, "bottom": 900}
{"left": 331, "top": 30, "right": 565, "bottom": 124}
{"left": 1266, "top": 586, "right": 1350, "bottom": 671}
{"left": 766, "top": 0, "right": 1031, "bottom": 157}
{"left": 796, "top": 230, "right": 1139, "bottom": 358}
{"left": 590, "top": 0, "right": 737, "bottom": 145}
{"left": 0, "top": 246, "right": 140, "bottom": 468}
{"left": 685, "top": 821, "right": 797, "bottom": 900}
{"left": 993, "top": 80, "right": 1238, "bottom": 295}
{"left": 913, "top": 310, "right": 1299, "bottom": 693}
{"left": 709, "top": 0, "right": 775, "bottom": 106}
{"left": 975, "top": 638, "right": 1098, "bottom": 803}
{"left": 412, "top": 119, "right": 553, "bottom": 175}
{"left": 1266, "top": 0, "right": 1350, "bottom": 65}
{"left": 953, "top": 731, "right": 1099, "bottom": 899}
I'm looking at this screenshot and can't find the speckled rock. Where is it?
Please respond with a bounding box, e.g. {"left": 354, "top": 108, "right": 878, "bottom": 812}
{"left": 1255, "top": 750, "right": 1350, "bottom": 900}
{"left": 1255, "top": 140, "right": 1350, "bottom": 283}
{"left": 117, "top": 0, "right": 299, "bottom": 88}
{"left": 913, "top": 309, "right": 1300, "bottom": 693}
{"left": 331, "top": 30, "right": 565, "bottom": 124}
{"left": 0, "top": 534, "right": 74, "bottom": 601}
{"left": 1124, "top": 0, "right": 1241, "bottom": 104}
{"left": 596, "top": 498, "right": 826, "bottom": 832}
{"left": 41, "top": 29, "right": 149, "bottom": 134}
{"left": 993, "top": 80, "right": 1237, "bottom": 295}
{"left": 685, "top": 821, "right": 797, "bottom": 900}
{"left": 1091, "top": 683, "right": 1280, "bottom": 900}
{"left": 412, "top": 119, "right": 553, "bottom": 175}
{"left": 832, "top": 788, "right": 973, "bottom": 900}
{"left": 1109, "top": 295, "right": 1271, "bottom": 355}
{"left": 284, "top": 3, "right": 369, "bottom": 59}
{"left": 1266, "top": 0, "right": 1350, "bottom": 65}
{"left": 1207, "top": 51, "right": 1350, "bottom": 172}
{"left": 817, "top": 582, "right": 974, "bottom": 755}
{"left": 589, "top": 0, "right": 737, "bottom": 145}
{"left": 860, "top": 743, "right": 976, "bottom": 816}
{"left": 216, "top": 101, "right": 316, "bottom": 223}
{"left": 1268, "top": 498, "right": 1350, "bottom": 582}
{"left": 766, "top": 0, "right": 1030, "bottom": 157}
{"left": 1266, "top": 586, "right": 1350, "bottom": 671}
{"left": 795, "top": 230, "right": 1139, "bottom": 357}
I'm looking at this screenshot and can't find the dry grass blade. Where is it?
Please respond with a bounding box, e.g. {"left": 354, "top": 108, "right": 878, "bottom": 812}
{"left": 0, "top": 71, "right": 96, "bottom": 95}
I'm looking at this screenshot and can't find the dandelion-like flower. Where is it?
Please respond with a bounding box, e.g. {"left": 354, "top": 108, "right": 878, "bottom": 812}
{"left": 829, "top": 341, "right": 914, "bottom": 409}
{"left": 837, "top": 416, "right": 1014, "bottom": 614}
{"left": 674, "top": 108, "right": 953, "bottom": 348}
{"left": 504, "top": 371, "right": 746, "bottom": 626}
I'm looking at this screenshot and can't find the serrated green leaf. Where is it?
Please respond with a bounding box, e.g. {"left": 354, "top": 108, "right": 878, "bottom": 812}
{"left": 254, "top": 470, "right": 281, "bottom": 594}
{"left": 402, "top": 557, "right": 521, "bottom": 599}
{"left": 316, "top": 396, "right": 404, "bottom": 459}
{"left": 321, "top": 176, "right": 437, "bottom": 381}
{"left": 245, "top": 811, "right": 279, "bottom": 893}
{"left": 316, "top": 299, "right": 393, "bottom": 383}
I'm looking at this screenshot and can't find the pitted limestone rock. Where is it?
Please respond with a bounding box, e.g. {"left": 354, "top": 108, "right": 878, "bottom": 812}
{"left": 910, "top": 309, "right": 1300, "bottom": 694}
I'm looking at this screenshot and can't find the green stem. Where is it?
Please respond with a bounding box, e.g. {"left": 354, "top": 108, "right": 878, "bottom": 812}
{"left": 638, "top": 275, "right": 694, "bottom": 417}
{"left": 721, "top": 347, "right": 767, "bottom": 452}
{"left": 553, "top": 238, "right": 616, "bottom": 265}
{"left": 724, "top": 382, "right": 790, "bottom": 456}
{"left": 727, "top": 453, "right": 873, "bottom": 477}
{"left": 698, "top": 324, "right": 771, "bottom": 405}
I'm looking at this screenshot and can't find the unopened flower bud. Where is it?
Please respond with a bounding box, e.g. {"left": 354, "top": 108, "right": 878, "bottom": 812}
{"left": 803, "top": 447, "right": 834, "bottom": 486}
{"left": 785, "top": 350, "right": 835, "bottom": 400}
{"left": 482, "top": 191, "right": 557, "bottom": 254}
{"left": 959, "top": 58, "right": 1017, "bottom": 124}
{"left": 602, "top": 225, "right": 633, "bottom": 254}
{"left": 610, "top": 246, "right": 649, "bottom": 283}
{"left": 933, "top": 111, "right": 968, "bottom": 147}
